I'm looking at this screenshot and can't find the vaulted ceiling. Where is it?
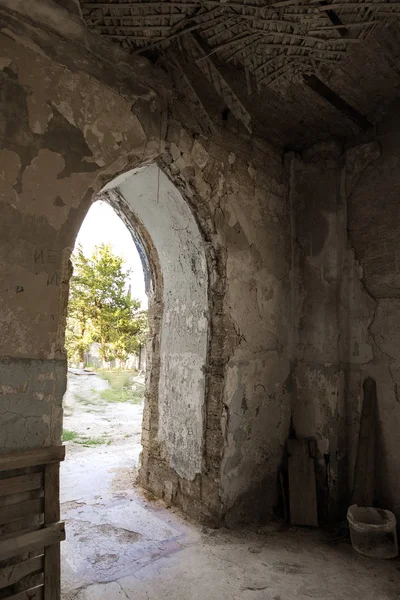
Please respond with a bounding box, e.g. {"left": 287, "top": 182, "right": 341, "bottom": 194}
{"left": 78, "top": 1, "right": 400, "bottom": 148}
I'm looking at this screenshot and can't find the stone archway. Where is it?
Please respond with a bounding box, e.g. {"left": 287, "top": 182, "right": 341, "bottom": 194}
{"left": 1, "top": 6, "right": 294, "bottom": 526}
{"left": 0, "top": 22, "right": 226, "bottom": 521}
{"left": 96, "top": 163, "right": 210, "bottom": 502}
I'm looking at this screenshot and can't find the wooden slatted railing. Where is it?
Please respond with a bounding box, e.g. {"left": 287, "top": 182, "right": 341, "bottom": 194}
{"left": 0, "top": 446, "right": 65, "bottom": 600}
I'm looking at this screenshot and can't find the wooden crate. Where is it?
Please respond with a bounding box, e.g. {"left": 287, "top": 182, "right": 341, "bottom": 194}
{"left": 0, "top": 447, "right": 65, "bottom": 600}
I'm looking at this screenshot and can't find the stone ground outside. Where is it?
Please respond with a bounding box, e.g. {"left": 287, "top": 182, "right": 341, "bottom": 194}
{"left": 60, "top": 373, "right": 400, "bottom": 600}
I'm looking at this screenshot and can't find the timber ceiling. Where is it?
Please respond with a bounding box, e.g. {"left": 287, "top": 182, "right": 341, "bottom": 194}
{"left": 79, "top": 0, "right": 400, "bottom": 148}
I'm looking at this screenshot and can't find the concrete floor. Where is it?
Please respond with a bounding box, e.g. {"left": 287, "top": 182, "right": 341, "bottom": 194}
{"left": 61, "top": 374, "right": 400, "bottom": 599}
{"left": 61, "top": 462, "right": 400, "bottom": 600}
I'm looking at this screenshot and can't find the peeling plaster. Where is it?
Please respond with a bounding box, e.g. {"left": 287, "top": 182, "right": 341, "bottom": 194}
{"left": 0, "top": 12, "right": 295, "bottom": 524}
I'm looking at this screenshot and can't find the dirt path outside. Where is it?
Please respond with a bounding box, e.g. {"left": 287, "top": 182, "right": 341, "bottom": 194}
{"left": 61, "top": 371, "right": 144, "bottom": 503}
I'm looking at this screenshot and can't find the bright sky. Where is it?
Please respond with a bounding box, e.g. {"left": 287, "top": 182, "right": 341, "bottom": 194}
{"left": 75, "top": 200, "right": 148, "bottom": 309}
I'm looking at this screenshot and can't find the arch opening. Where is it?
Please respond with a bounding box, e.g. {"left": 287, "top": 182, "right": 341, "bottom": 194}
{"left": 61, "top": 163, "right": 210, "bottom": 593}
{"left": 62, "top": 163, "right": 209, "bottom": 502}
{"left": 62, "top": 198, "right": 148, "bottom": 499}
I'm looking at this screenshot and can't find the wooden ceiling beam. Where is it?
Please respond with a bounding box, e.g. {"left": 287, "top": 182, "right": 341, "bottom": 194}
{"left": 258, "top": 43, "right": 346, "bottom": 54}
{"left": 91, "top": 15, "right": 187, "bottom": 22}
{"left": 225, "top": 34, "right": 260, "bottom": 63}
{"left": 82, "top": 1, "right": 316, "bottom": 14}
{"left": 196, "top": 28, "right": 358, "bottom": 64}
{"left": 99, "top": 34, "right": 166, "bottom": 39}
{"left": 255, "top": 53, "right": 309, "bottom": 76}
{"left": 167, "top": 5, "right": 209, "bottom": 37}
{"left": 204, "top": 0, "right": 310, "bottom": 9}
{"left": 133, "top": 12, "right": 226, "bottom": 54}
{"left": 304, "top": 74, "right": 372, "bottom": 130}
{"left": 309, "top": 20, "right": 377, "bottom": 31}
{"left": 93, "top": 25, "right": 172, "bottom": 31}
{"left": 188, "top": 32, "right": 252, "bottom": 133}
{"left": 255, "top": 28, "right": 360, "bottom": 43}
{"left": 206, "top": 16, "right": 241, "bottom": 44}
{"left": 166, "top": 50, "right": 216, "bottom": 135}
{"left": 81, "top": 0, "right": 393, "bottom": 98}
{"left": 82, "top": 2, "right": 200, "bottom": 9}
{"left": 316, "top": 2, "right": 400, "bottom": 10}
{"left": 317, "top": 0, "right": 349, "bottom": 37}
{"left": 196, "top": 32, "right": 260, "bottom": 63}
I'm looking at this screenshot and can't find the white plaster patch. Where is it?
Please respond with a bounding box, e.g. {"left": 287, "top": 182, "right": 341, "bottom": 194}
{"left": 158, "top": 352, "right": 205, "bottom": 480}
{"left": 106, "top": 164, "right": 209, "bottom": 482}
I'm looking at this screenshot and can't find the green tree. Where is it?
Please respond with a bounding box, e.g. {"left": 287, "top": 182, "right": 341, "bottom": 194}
{"left": 112, "top": 309, "right": 148, "bottom": 365}
{"left": 66, "top": 245, "right": 94, "bottom": 366}
{"left": 66, "top": 243, "right": 147, "bottom": 367}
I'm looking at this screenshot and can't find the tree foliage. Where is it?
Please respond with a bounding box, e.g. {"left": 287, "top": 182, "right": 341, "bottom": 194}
{"left": 66, "top": 243, "right": 147, "bottom": 366}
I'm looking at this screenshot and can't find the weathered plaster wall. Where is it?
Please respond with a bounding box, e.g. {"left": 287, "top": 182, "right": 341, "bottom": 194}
{"left": 0, "top": 358, "right": 65, "bottom": 452}
{"left": 0, "top": 10, "right": 163, "bottom": 470}
{"left": 346, "top": 103, "right": 400, "bottom": 519}
{"left": 136, "top": 127, "right": 291, "bottom": 523}
{"left": 289, "top": 144, "right": 380, "bottom": 520}
{"left": 290, "top": 118, "right": 400, "bottom": 521}
{"left": 289, "top": 143, "right": 349, "bottom": 519}
{"left": 0, "top": 0, "right": 292, "bottom": 523}
{"left": 215, "top": 145, "right": 292, "bottom": 523}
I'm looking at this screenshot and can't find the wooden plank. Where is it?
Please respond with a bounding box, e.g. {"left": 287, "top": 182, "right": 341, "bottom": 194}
{"left": 0, "top": 521, "right": 42, "bottom": 539}
{"left": 0, "top": 500, "right": 44, "bottom": 526}
{"left": 44, "top": 463, "right": 61, "bottom": 600}
{"left": 4, "top": 584, "right": 44, "bottom": 600}
{"left": 0, "top": 555, "right": 44, "bottom": 590}
{"left": 288, "top": 438, "right": 318, "bottom": 527}
{"left": 44, "top": 465, "right": 59, "bottom": 525}
{"left": 0, "top": 447, "right": 65, "bottom": 473}
{"left": 0, "top": 523, "right": 65, "bottom": 561}
{"left": 44, "top": 545, "right": 60, "bottom": 600}
{"left": 0, "top": 522, "right": 45, "bottom": 541}
{"left": 352, "top": 377, "right": 377, "bottom": 506}
{"left": 279, "top": 470, "right": 288, "bottom": 522}
{"left": 0, "top": 474, "right": 43, "bottom": 498}
{"left": 0, "top": 488, "right": 42, "bottom": 508}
